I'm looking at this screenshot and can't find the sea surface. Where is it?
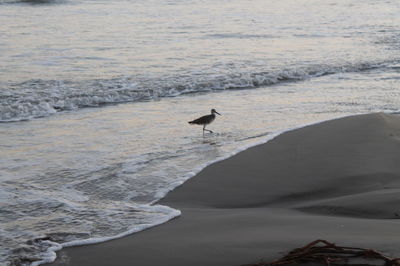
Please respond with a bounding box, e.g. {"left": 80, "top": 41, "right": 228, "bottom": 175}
{"left": 1, "top": 0, "right": 400, "bottom": 265}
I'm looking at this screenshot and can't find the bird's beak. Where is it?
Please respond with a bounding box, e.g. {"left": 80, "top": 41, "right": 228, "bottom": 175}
{"left": 216, "top": 111, "right": 221, "bottom": 116}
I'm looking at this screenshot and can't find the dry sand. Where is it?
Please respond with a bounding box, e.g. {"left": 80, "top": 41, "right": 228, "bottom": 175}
{"left": 49, "top": 113, "right": 400, "bottom": 266}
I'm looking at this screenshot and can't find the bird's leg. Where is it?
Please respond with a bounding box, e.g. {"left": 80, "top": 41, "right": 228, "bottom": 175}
{"left": 203, "top": 125, "right": 213, "bottom": 133}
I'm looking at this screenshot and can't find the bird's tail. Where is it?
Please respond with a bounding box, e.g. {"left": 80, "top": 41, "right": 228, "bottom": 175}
{"left": 188, "top": 121, "right": 194, "bottom": 124}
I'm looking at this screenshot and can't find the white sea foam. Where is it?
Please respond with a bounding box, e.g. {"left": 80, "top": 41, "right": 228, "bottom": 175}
{"left": 29, "top": 127, "right": 285, "bottom": 266}
{"left": 32, "top": 205, "right": 180, "bottom": 266}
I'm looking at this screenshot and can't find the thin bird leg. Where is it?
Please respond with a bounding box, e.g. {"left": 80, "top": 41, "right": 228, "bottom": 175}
{"left": 203, "top": 125, "right": 213, "bottom": 133}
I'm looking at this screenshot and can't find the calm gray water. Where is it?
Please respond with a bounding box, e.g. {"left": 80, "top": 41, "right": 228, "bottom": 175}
{"left": 1, "top": 0, "right": 400, "bottom": 265}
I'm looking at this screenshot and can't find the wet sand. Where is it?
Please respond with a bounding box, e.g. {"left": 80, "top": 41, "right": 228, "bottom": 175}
{"left": 49, "top": 113, "right": 400, "bottom": 266}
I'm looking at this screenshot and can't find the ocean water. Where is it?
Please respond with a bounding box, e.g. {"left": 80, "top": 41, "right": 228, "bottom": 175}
{"left": 1, "top": 0, "right": 400, "bottom": 265}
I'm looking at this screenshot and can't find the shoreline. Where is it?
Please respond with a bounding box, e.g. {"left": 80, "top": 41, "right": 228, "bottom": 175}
{"left": 37, "top": 115, "right": 332, "bottom": 265}
{"left": 48, "top": 113, "right": 400, "bottom": 266}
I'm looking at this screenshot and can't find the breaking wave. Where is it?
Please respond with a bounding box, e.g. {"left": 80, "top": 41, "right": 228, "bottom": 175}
{"left": 0, "top": 61, "right": 388, "bottom": 122}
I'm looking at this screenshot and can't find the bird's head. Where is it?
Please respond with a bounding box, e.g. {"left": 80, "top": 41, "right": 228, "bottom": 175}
{"left": 211, "top": 109, "right": 221, "bottom": 115}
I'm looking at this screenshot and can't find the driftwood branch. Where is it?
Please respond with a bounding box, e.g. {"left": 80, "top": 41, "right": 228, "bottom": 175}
{"left": 243, "top": 239, "right": 400, "bottom": 266}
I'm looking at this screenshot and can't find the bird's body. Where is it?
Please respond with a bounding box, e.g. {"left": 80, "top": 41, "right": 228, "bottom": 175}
{"left": 189, "top": 113, "right": 216, "bottom": 125}
{"left": 188, "top": 109, "right": 221, "bottom": 133}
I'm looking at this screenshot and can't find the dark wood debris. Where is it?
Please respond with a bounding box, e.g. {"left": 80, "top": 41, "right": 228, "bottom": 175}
{"left": 243, "top": 239, "right": 400, "bottom": 266}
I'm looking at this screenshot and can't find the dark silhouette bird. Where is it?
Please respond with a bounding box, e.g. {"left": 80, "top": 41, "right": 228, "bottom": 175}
{"left": 188, "top": 109, "right": 221, "bottom": 133}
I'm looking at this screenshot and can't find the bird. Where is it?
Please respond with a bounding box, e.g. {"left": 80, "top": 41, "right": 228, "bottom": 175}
{"left": 188, "top": 109, "right": 221, "bottom": 133}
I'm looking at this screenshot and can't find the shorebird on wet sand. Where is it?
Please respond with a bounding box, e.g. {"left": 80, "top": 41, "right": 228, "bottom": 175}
{"left": 188, "top": 109, "right": 221, "bottom": 134}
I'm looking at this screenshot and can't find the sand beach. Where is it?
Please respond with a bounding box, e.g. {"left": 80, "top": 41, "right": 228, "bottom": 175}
{"left": 48, "top": 112, "right": 400, "bottom": 265}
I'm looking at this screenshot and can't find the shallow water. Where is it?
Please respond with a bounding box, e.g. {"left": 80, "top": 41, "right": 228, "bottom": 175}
{"left": 1, "top": 0, "right": 400, "bottom": 265}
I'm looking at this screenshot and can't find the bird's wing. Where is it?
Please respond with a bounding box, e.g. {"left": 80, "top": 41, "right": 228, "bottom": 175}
{"left": 189, "top": 115, "right": 209, "bottom": 124}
